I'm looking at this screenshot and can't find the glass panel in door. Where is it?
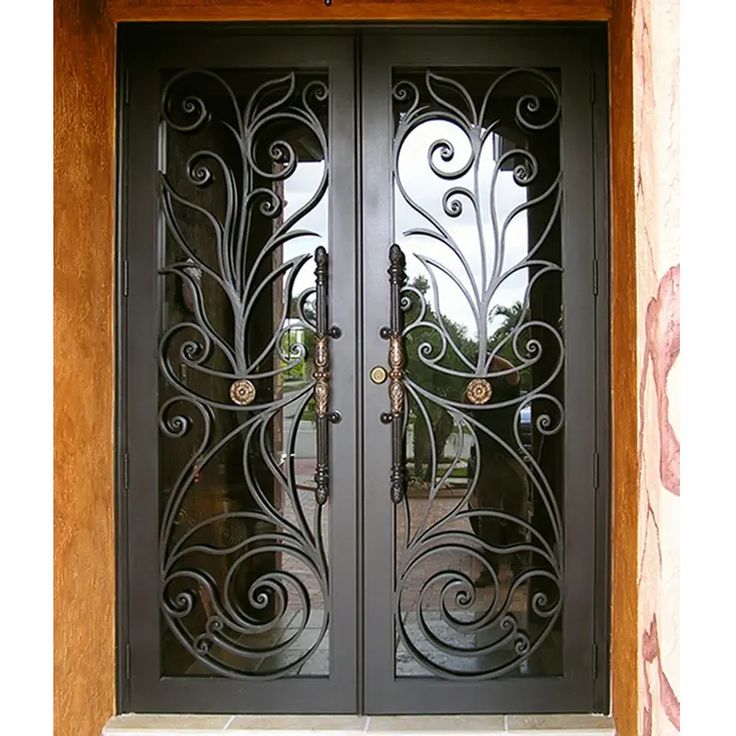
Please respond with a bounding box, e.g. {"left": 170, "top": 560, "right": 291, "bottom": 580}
{"left": 158, "top": 68, "right": 332, "bottom": 679}
{"left": 390, "top": 67, "right": 564, "bottom": 680}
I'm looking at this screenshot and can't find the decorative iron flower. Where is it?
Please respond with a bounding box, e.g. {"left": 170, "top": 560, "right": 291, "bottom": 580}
{"left": 466, "top": 378, "right": 492, "bottom": 405}
{"left": 229, "top": 378, "right": 256, "bottom": 406}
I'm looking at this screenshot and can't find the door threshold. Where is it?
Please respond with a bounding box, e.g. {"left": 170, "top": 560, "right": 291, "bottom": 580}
{"left": 103, "top": 713, "right": 615, "bottom": 736}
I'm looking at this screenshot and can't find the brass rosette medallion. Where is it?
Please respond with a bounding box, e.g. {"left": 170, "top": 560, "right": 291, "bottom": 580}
{"left": 466, "top": 377, "right": 492, "bottom": 405}
{"left": 229, "top": 378, "right": 256, "bottom": 406}
{"left": 388, "top": 334, "right": 405, "bottom": 415}
{"left": 389, "top": 377, "right": 405, "bottom": 415}
{"left": 313, "top": 336, "right": 329, "bottom": 418}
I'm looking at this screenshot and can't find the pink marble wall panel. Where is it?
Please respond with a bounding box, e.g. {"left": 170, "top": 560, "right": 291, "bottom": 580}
{"left": 633, "top": 1, "right": 680, "bottom": 734}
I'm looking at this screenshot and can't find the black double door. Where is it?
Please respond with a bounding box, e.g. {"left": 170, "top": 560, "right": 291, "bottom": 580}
{"left": 120, "top": 26, "right": 609, "bottom": 716}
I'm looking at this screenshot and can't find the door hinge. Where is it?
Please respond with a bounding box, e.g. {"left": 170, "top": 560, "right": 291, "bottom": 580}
{"left": 592, "top": 642, "right": 599, "bottom": 678}
{"left": 123, "top": 450, "right": 129, "bottom": 493}
{"left": 592, "top": 258, "right": 599, "bottom": 296}
{"left": 593, "top": 451, "right": 600, "bottom": 490}
{"left": 122, "top": 258, "right": 129, "bottom": 297}
{"left": 589, "top": 68, "right": 596, "bottom": 104}
{"left": 125, "top": 643, "right": 131, "bottom": 680}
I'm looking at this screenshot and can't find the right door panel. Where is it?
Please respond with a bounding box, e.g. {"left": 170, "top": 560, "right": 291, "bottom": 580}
{"left": 361, "top": 31, "right": 607, "bottom": 714}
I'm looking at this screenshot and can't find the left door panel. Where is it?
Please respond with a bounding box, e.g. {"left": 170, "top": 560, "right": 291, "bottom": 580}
{"left": 119, "top": 28, "right": 357, "bottom": 714}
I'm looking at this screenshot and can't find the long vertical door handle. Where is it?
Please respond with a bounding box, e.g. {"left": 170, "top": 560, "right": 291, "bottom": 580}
{"left": 313, "top": 246, "right": 331, "bottom": 505}
{"left": 381, "top": 244, "right": 408, "bottom": 504}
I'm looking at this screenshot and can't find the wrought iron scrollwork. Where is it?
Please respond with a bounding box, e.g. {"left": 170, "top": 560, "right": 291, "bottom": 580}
{"left": 157, "top": 69, "right": 331, "bottom": 679}
{"left": 380, "top": 244, "right": 408, "bottom": 504}
{"left": 391, "top": 68, "right": 564, "bottom": 679}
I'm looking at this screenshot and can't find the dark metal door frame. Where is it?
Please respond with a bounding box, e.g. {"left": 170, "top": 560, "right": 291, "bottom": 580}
{"left": 119, "top": 29, "right": 359, "bottom": 714}
{"left": 117, "top": 23, "right": 609, "bottom": 716}
{"left": 360, "top": 29, "right": 609, "bottom": 714}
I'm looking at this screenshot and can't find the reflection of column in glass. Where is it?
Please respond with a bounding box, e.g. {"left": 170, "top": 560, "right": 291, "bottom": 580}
{"left": 159, "top": 80, "right": 261, "bottom": 667}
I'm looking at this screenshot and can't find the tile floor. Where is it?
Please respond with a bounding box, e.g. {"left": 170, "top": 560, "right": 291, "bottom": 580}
{"left": 103, "top": 713, "right": 615, "bottom": 736}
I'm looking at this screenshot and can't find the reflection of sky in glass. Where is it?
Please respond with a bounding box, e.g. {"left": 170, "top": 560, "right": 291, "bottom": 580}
{"left": 278, "top": 120, "right": 529, "bottom": 340}
{"left": 394, "top": 121, "right": 528, "bottom": 341}
{"left": 281, "top": 161, "right": 328, "bottom": 298}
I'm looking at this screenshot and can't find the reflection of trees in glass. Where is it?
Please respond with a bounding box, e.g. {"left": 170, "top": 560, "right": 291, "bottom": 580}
{"left": 406, "top": 275, "right": 478, "bottom": 482}
{"left": 280, "top": 294, "right": 317, "bottom": 420}
{"left": 280, "top": 295, "right": 316, "bottom": 383}
{"left": 279, "top": 327, "right": 313, "bottom": 383}
{"left": 488, "top": 301, "right": 531, "bottom": 393}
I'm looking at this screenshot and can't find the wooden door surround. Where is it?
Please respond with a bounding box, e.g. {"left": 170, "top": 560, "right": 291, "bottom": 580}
{"left": 54, "top": 2, "right": 636, "bottom": 735}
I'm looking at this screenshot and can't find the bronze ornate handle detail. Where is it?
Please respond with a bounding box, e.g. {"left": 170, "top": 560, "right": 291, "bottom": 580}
{"left": 380, "top": 244, "right": 408, "bottom": 504}
{"left": 313, "top": 246, "right": 331, "bottom": 506}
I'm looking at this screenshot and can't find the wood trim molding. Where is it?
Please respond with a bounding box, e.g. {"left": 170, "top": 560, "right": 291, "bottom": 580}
{"left": 608, "top": 2, "right": 638, "bottom": 735}
{"left": 54, "top": 2, "right": 116, "bottom": 736}
{"left": 107, "top": 0, "right": 613, "bottom": 23}
{"left": 53, "top": 2, "right": 636, "bottom": 736}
